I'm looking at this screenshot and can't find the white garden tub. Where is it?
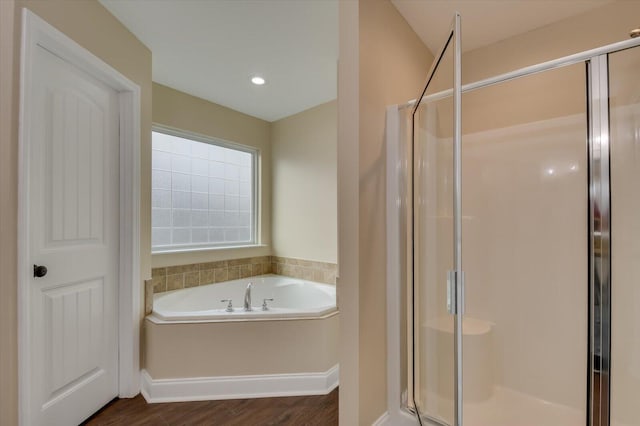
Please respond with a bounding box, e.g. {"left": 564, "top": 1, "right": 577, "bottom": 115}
{"left": 149, "top": 274, "right": 337, "bottom": 322}
{"left": 143, "top": 274, "right": 339, "bottom": 401}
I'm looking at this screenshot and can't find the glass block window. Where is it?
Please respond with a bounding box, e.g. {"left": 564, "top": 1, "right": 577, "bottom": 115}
{"left": 151, "top": 130, "right": 256, "bottom": 252}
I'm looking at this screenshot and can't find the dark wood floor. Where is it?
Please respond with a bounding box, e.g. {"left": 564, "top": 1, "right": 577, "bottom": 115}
{"left": 82, "top": 389, "right": 338, "bottom": 426}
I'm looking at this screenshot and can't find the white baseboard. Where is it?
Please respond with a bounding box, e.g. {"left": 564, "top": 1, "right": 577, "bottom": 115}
{"left": 372, "top": 411, "right": 390, "bottom": 426}
{"left": 140, "top": 365, "right": 339, "bottom": 403}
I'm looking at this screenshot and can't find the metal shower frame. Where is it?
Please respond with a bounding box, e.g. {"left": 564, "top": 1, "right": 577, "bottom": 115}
{"left": 405, "top": 14, "right": 640, "bottom": 426}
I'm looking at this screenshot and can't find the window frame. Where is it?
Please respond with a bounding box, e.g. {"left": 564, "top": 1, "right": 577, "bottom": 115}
{"left": 151, "top": 125, "right": 259, "bottom": 254}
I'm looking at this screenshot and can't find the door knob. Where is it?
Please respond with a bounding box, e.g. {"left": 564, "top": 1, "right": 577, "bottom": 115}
{"left": 33, "top": 264, "right": 48, "bottom": 278}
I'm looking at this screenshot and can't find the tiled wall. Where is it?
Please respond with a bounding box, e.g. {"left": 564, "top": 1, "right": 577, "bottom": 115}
{"left": 150, "top": 255, "right": 337, "bottom": 294}
{"left": 271, "top": 256, "right": 337, "bottom": 286}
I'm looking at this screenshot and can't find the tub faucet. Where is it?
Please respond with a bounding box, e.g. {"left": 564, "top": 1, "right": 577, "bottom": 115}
{"left": 244, "top": 283, "right": 252, "bottom": 311}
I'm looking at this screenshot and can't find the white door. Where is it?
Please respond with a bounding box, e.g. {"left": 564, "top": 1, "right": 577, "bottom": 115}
{"left": 27, "top": 42, "right": 120, "bottom": 425}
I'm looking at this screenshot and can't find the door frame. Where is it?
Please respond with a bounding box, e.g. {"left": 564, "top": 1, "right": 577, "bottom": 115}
{"left": 18, "top": 9, "right": 141, "bottom": 425}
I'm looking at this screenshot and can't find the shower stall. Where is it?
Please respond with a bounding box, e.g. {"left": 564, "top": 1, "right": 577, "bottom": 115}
{"left": 387, "top": 14, "right": 640, "bottom": 426}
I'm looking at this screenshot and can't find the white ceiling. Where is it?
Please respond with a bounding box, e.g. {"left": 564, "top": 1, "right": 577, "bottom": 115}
{"left": 99, "top": 0, "right": 338, "bottom": 122}
{"left": 392, "top": 0, "right": 615, "bottom": 55}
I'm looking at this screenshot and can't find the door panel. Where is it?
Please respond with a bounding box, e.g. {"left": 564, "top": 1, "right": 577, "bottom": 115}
{"left": 414, "top": 94, "right": 455, "bottom": 425}
{"left": 460, "top": 63, "right": 588, "bottom": 425}
{"left": 412, "top": 14, "right": 461, "bottom": 426}
{"left": 29, "top": 44, "right": 119, "bottom": 426}
{"left": 44, "top": 279, "right": 104, "bottom": 395}
{"left": 48, "top": 90, "right": 105, "bottom": 245}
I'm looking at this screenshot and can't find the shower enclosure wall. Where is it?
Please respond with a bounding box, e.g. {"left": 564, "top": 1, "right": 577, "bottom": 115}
{"left": 387, "top": 20, "right": 640, "bottom": 426}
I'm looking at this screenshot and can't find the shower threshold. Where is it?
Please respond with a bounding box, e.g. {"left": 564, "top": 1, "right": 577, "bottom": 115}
{"left": 422, "top": 387, "right": 633, "bottom": 426}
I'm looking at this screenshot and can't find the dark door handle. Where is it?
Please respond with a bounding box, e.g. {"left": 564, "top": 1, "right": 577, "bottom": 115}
{"left": 33, "top": 264, "right": 48, "bottom": 278}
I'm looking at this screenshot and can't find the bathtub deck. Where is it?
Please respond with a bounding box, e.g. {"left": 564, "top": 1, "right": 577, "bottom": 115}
{"left": 81, "top": 389, "right": 338, "bottom": 425}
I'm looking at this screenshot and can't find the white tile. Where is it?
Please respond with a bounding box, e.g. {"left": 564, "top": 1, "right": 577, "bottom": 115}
{"left": 152, "top": 228, "right": 171, "bottom": 246}
{"left": 239, "top": 196, "right": 251, "bottom": 211}
{"left": 191, "top": 228, "right": 209, "bottom": 243}
{"left": 172, "top": 209, "right": 191, "bottom": 227}
{"left": 192, "top": 193, "right": 208, "bottom": 210}
{"left": 172, "top": 228, "right": 191, "bottom": 244}
{"left": 239, "top": 151, "right": 252, "bottom": 167}
{"left": 171, "top": 154, "right": 191, "bottom": 173}
{"left": 170, "top": 137, "right": 192, "bottom": 155}
{"left": 209, "top": 178, "right": 225, "bottom": 195}
{"left": 191, "top": 175, "right": 208, "bottom": 193}
{"left": 238, "top": 227, "right": 251, "bottom": 241}
{"left": 209, "top": 228, "right": 225, "bottom": 243}
{"left": 224, "top": 148, "right": 239, "bottom": 164}
{"left": 209, "top": 211, "right": 225, "bottom": 227}
{"left": 225, "top": 180, "right": 239, "bottom": 196}
{"left": 209, "top": 194, "right": 225, "bottom": 210}
{"left": 224, "top": 211, "right": 239, "bottom": 226}
{"left": 239, "top": 212, "right": 251, "bottom": 226}
{"left": 191, "top": 141, "right": 210, "bottom": 159}
{"left": 209, "top": 144, "right": 226, "bottom": 161}
{"left": 240, "top": 182, "right": 251, "bottom": 196}
{"left": 225, "top": 163, "right": 240, "bottom": 180}
{"left": 152, "top": 170, "right": 172, "bottom": 190}
{"left": 151, "top": 132, "right": 257, "bottom": 251}
{"left": 172, "top": 173, "right": 191, "bottom": 192}
{"left": 240, "top": 166, "right": 251, "bottom": 182}
{"left": 209, "top": 161, "right": 225, "bottom": 178}
{"left": 152, "top": 208, "right": 171, "bottom": 227}
{"left": 152, "top": 132, "right": 173, "bottom": 152}
{"left": 152, "top": 189, "right": 171, "bottom": 208}
{"left": 191, "top": 210, "right": 208, "bottom": 227}
{"left": 192, "top": 158, "right": 209, "bottom": 176}
{"left": 224, "top": 228, "right": 239, "bottom": 242}
{"left": 152, "top": 150, "right": 172, "bottom": 170}
{"left": 225, "top": 196, "right": 239, "bottom": 211}
{"left": 172, "top": 191, "right": 191, "bottom": 209}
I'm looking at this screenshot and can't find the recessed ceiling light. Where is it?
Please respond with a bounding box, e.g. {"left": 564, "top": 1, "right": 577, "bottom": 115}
{"left": 251, "top": 76, "right": 266, "bottom": 85}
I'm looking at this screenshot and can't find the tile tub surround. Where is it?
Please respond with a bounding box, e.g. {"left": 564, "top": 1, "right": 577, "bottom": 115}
{"left": 271, "top": 256, "right": 337, "bottom": 285}
{"left": 150, "top": 256, "right": 337, "bottom": 295}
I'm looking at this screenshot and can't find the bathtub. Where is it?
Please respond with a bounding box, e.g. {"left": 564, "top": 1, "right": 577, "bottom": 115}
{"left": 143, "top": 274, "right": 339, "bottom": 402}
{"left": 149, "top": 274, "right": 337, "bottom": 322}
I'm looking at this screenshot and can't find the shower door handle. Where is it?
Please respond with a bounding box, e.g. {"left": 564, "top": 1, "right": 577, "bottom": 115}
{"left": 447, "top": 270, "right": 456, "bottom": 314}
{"left": 447, "top": 270, "right": 465, "bottom": 315}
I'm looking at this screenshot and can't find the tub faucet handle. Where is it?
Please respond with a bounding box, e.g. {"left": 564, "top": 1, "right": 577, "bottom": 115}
{"left": 221, "top": 299, "right": 234, "bottom": 312}
{"left": 262, "top": 298, "right": 274, "bottom": 311}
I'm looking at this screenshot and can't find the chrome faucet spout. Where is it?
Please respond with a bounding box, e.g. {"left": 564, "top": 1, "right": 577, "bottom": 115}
{"left": 244, "top": 283, "right": 252, "bottom": 311}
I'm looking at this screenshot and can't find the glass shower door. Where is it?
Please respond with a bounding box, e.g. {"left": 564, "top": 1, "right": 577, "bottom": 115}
{"left": 412, "top": 14, "right": 462, "bottom": 426}
{"left": 405, "top": 27, "right": 640, "bottom": 426}
{"left": 460, "top": 62, "right": 589, "bottom": 426}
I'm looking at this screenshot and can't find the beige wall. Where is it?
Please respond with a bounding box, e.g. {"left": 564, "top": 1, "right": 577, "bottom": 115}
{"left": 337, "top": 1, "right": 360, "bottom": 424}
{"left": 145, "top": 315, "right": 339, "bottom": 378}
{"left": 0, "top": 1, "right": 152, "bottom": 425}
{"left": 151, "top": 83, "right": 272, "bottom": 268}
{"left": 463, "top": 1, "right": 640, "bottom": 84}
{"left": 359, "top": 2, "right": 433, "bottom": 423}
{"left": 271, "top": 100, "right": 337, "bottom": 264}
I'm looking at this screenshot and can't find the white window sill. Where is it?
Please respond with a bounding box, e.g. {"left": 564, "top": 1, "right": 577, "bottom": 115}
{"left": 152, "top": 244, "right": 268, "bottom": 256}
